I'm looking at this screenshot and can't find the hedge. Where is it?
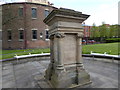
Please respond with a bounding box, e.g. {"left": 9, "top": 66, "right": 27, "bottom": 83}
{"left": 106, "top": 38, "right": 120, "bottom": 43}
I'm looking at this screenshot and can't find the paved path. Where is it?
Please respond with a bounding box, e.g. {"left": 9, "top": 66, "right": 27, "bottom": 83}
{"left": 2, "top": 57, "right": 119, "bottom": 88}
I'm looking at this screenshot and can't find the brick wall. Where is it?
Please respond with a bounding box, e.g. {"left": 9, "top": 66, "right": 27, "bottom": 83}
{"left": 2, "top": 2, "right": 55, "bottom": 49}
{"left": 83, "top": 26, "right": 92, "bottom": 38}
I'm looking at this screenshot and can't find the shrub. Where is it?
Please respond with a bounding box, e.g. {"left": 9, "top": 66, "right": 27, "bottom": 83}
{"left": 106, "top": 38, "right": 120, "bottom": 43}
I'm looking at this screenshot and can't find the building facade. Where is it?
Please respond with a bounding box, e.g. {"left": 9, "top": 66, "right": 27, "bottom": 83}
{"left": 2, "top": 2, "right": 56, "bottom": 49}
{"left": 83, "top": 25, "right": 92, "bottom": 41}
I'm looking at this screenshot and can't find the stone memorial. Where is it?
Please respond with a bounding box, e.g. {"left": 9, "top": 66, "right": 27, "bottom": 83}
{"left": 43, "top": 8, "right": 91, "bottom": 88}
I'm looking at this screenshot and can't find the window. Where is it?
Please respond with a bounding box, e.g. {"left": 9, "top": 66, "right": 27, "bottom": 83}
{"left": 19, "top": 30, "right": 24, "bottom": 40}
{"left": 18, "top": 8, "right": 23, "bottom": 17}
{"left": 32, "top": 30, "right": 37, "bottom": 39}
{"left": 32, "top": 8, "right": 37, "bottom": 18}
{"left": 7, "top": 30, "right": 12, "bottom": 40}
{"left": 45, "top": 30, "right": 49, "bottom": 40}
{"left": 45, "top": 10, "right": 50, "bottom": 17}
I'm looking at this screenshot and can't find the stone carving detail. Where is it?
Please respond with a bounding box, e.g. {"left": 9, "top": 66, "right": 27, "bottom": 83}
{"left": 55, "top": 33, "right": 65, "bottom": 38}
{"left": 48, "top": 34, "right": 54, "bottom": 39}
{"left": 49, "top": 33, "right": 65, "bottom": 39}
{"left": 77, "top": 33, "right": 84, "bottom": 38}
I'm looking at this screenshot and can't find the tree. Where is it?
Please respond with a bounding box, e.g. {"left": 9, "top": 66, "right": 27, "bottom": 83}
{"left": 118, "top": 25, "right": 120, "bottom": 38}
{"left": 90, "top": 23, "right": 96, "bottom": 39}
{"left": 94, "top": 27, "right": 100, "bottom": 38}
{"left": 99, "top": 22, "right": 107, "bottom": 37}
{"left": 108, "top": 25, "right": 119, "bottom": 38}
{"left": 90, "top": 22, "right": 119, "bottom": 42}
{"left": 99, "top": 22, "right": 107, "bottom": 42}
{"left": 90, "top": 23, "right": 100, "bottom": 41}
{"left": 109, "top": 25, "right": 115, "bottom": 38}
{"left": 114, "top": 25, "right": 119, "bottom": 38}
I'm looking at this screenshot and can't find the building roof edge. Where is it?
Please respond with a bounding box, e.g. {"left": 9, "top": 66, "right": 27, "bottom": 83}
{"left": 1, "top": 2, "right": 57, "bottom": 8}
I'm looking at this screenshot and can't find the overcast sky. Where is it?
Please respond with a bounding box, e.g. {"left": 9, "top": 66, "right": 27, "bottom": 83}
{"left": 0, "top": 0, "right": 119, "bottom": 26}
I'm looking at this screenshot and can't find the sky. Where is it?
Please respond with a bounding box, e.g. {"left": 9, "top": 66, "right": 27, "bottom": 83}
{"left": 0, "top": 0, "right": 119, "bottom": 26}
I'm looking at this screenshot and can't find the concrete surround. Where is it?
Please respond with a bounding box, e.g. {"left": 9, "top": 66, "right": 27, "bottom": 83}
{"left": 44, "top": 8, "right": 91, "bottom": 88}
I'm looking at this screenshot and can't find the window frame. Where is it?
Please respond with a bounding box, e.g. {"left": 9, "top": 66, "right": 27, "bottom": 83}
{"left": 18, "top": 7, "right": 24, "bottom": 17}
{"left": 45, "top": 29, "right": 49, "bottom": 41}
{"left": 32, "top": 29, "right": 38, "bottom": 40}
{"left": 44, "top": 9, "right": 50, "bottom": 18}
{"left": 7, "top": 29, "right": 12, "bottom": 41}
{"left": 18, "top": 28, "right": 24, "bottom": 41}
{"left": 31, "top": 7, "right": 37, "bottom": 19}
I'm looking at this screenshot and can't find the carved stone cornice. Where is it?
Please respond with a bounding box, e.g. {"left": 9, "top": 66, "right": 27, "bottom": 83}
{"left": 49, "top": 34, "right": 54, "bottom": 39}
{"left": 49, "top": 33, "right": 66, "bottom": 39}
{"left": 77, "top": 33, "right": 84, "bottom": 38}
{"left": 55, "top": 33, "right": 66, "bottom": 38}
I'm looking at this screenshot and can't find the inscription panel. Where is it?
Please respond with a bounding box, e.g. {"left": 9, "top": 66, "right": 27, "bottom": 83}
{"left": 62, "top": 34, "right": 77, "bottom": 65}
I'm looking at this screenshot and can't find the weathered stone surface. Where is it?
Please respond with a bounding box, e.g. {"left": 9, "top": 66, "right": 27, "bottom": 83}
{"left": 44, "top": 8, "right": 91, "bottom": 88}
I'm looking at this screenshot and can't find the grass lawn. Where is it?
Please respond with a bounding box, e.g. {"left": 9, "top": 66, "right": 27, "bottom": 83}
{"left": 82, "top": 43, "right": 119, "bottom": 55}
{"left": 0, "top": 48, "right": 50, "bottom": 60}
{"left": 0, "top": 43, "right": 119, "bottom": 60}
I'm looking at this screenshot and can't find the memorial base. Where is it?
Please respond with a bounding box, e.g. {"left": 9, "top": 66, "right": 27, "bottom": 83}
{"left": 43, "top": 8, "right": 91, "bottom": 88}
{"left": 45, "top": 63, "right": 91, "bottom": 88}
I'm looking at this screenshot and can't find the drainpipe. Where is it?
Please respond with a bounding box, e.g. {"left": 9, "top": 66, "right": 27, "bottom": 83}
{"left": 24, "top": 3, "right": 27, "bottom": 49}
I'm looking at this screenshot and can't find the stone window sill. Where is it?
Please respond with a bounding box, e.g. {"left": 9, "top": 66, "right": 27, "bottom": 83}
{"left": 8, "top": 40, "right": 12, "bottom": 42}
{"left": 19, "top": 39, "right": 24, "bottom": 42}
{"left": 45, "top": 39, "right": 50, "bottom": 41}
{"left": 32, "top": 39, "right": 37, "bottom": 41}
{"left": 32, "top": 18, "right": 37, "bottom": 20}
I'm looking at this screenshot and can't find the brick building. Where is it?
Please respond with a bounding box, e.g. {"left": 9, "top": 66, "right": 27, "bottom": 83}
{"left": 83, "top": 25, "right": 92, "bottom": 41}
{"left": 1, "top": 1, "right": 56, "bottom": 49}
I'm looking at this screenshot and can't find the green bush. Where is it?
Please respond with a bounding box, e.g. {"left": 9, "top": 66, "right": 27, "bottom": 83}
{"left": 106, "top": 38, "right": 120, "bottom": 43}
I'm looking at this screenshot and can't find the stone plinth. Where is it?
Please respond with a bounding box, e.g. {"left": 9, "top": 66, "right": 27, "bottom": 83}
{"left": 43, "top": 8, "right": 91, "bottom": 88}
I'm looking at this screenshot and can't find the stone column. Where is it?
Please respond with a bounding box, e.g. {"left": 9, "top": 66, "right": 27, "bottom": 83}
{"left": 45, "top": 35, "right": 54, "bottom": 80}
{"left": 76, "top": 33, "right": 84, "bottom": 67}
{"left": 50, "top": 35, "right": 54, "bottom": 63}
{"left": 55, "top": 33, "right": 65, "bottom": 70}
